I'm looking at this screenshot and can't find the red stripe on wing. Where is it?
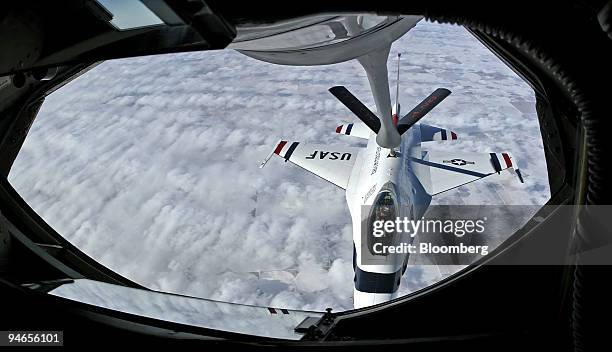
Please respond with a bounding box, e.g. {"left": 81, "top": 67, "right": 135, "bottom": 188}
{"left": 274, "top": 141, "right": 287, "bottom": 155}
{"left": 502, "top": 153, "right": 512, "bottom": 168}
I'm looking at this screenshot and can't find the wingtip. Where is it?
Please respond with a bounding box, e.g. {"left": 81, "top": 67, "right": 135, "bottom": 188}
{"left": 260, "top": 139, "right": 284, "bottom": 169}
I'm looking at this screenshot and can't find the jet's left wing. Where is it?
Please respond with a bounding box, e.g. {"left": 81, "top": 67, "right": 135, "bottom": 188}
{"left": 413, "top": 149, "right": 524, "bottom": 195}
{"left": 260, "top": 140, "right": 361, "bottom": 189}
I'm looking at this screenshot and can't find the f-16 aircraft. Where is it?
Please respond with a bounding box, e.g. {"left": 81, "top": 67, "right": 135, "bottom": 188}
{"left": 260, "top": 51, "right": 525, "bottom": 308}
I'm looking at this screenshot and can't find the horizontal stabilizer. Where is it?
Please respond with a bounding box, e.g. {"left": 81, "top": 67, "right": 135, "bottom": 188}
{"left": 420, "top": 123, "right": 458, "bottom": 142}
{"left": 335, "top": 121, "right": 372, "bottom": 139}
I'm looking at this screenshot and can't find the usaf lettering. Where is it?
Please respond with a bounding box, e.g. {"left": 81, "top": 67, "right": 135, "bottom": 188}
{"left": 305, "top": 151, "right": 352, "bottom": 161}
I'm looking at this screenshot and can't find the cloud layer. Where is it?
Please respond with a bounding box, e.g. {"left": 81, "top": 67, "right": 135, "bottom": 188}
{"left": 9, "top": 21, "right": 549, "bottom": 311}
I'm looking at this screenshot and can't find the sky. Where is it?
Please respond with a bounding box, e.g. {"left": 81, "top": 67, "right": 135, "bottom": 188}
{"left": 8, "top": 20, "right": 550, "bottom": 311}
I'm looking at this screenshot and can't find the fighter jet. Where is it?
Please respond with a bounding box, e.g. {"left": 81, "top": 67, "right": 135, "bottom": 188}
{"left": 260, "top": 52, "right": 525, "bottom": 309}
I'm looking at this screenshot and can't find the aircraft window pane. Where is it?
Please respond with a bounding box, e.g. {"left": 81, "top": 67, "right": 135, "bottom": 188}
{"left": 8, "top": 19, "right": 550, "bottom": 314}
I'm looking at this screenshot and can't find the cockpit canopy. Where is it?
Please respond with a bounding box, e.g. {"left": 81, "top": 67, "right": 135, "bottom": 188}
{"left": 373, "top": 190, "right": 397, "bottom": 225}
{"left": 367, "top": 189, "right": 399, "bottom": 255}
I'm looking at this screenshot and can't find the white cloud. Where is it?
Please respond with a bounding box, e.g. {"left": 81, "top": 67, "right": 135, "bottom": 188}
{"left": 8, "top": 21, "right": 549, "bottom": 311}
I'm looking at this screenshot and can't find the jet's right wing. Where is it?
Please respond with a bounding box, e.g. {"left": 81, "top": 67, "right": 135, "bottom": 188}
{"left": 413, "top": 149, "right": 524, "bottom": 195}
{"left": 260, "top": 140, "right": 361, "bottom": 189}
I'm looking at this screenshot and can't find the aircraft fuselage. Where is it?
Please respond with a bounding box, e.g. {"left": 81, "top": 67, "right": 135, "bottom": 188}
{"left": 346, "top": 127, "right": 432, "bottom": 308}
